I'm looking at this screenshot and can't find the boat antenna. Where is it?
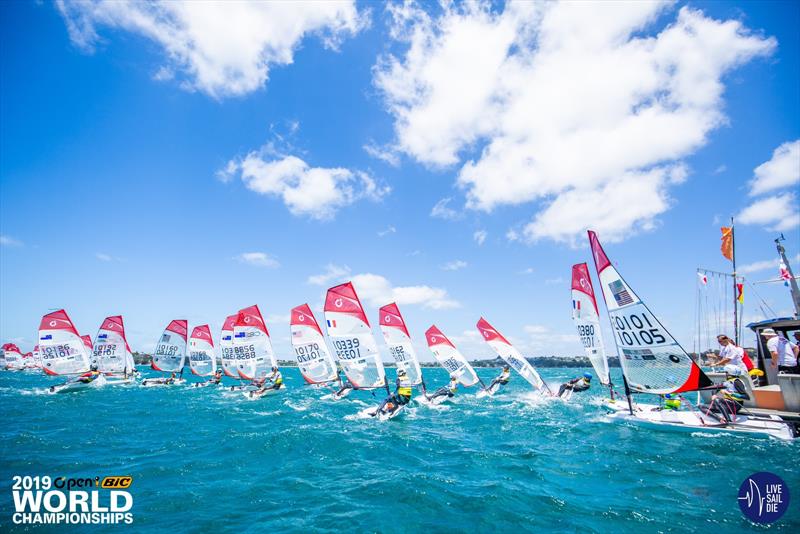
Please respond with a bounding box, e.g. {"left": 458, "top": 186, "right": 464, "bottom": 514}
{"left": 775, "top": 234, "right": 800, "bottom": 318}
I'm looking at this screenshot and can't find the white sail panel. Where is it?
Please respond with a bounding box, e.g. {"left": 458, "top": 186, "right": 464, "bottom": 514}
{"left": 233, "top": 305, "right": 274, "bottom": 380}
{"left": 291, "top": 304, "right": 338, "bottom": 384}
{"left": 379, "top": 302, "right": 423, "bottom": 385}
{"left": 220, "top": 314, "right": 238, "bottom": 378}
{"left": 588, "top": 231, "right": 711, "bottom": 394}
{"left": 571, "top": 263, "right": 611, "bottom": 385}
{"left": 93, "top": 315, "right": 132, "bottom": 374}
{"left": 2, "top": 343, "right": 24, "bottom": 370}
{"left": 425, "top": 325, "right": 480, "bottom": 387}
{"left": 38, "top": 309, "right": 91, "bottom": 375}
{"left": 32, "top": 345, "right": 42, "bottom": 369}
{"left": 476, "top": 317, "right": 546, "bottom": 392}
{"left": 324, "top": 282, "right": 386, "bottom": 390}
{"left": 189, "top": 324, "right": 216, "bottom": 377}
{"left": 152, "top": 319, "right": 188, "bottom": 373}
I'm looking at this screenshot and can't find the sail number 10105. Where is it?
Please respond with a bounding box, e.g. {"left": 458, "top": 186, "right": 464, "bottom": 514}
{"left": 612, "top": 312, "right": 666, "bottom": 346}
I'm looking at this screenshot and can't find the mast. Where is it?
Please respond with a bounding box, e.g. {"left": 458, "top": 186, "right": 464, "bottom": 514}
{"left": 776, "top": 235, "right": 800, "bottom": 317}
{"left": 731, "top": 218, "right": 739, "bottom": 344}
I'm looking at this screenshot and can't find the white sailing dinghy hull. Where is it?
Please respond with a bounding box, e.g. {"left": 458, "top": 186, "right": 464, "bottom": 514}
{"left": 49, "top": 374, "right": 107, "bottom": 394}
{"left": 320, "top": 388, "right": 354, "bottom": 401}
{"left": 607, "top": 409, "right": 795, "bottom": 440}
{"left": 242, "top": 384, "right": 286, "bottom": 400}
{"left": 142, "top": 378, "right": 186, "bottom": 387}
{"left": 476, "top": 382, "right": 502, "bottom": 399}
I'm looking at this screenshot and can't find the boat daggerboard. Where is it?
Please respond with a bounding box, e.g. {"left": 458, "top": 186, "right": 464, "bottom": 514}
{"left": 291, "top": 304, "right": 338, "bottom": 384}
{"left": 475, "top": 317, "right": 547, "bottom": 392}
{"left": 324, "top": 282, "right": 387, "bottom": 389}
{"left": 152, "top": 320, "right": 188, "bottom": 373}
{"left": 93, "top": 315, "right": 132, "bottom": 374}
{"left": 233, "top": 305, "right": 275, "bottom": 380}
{"left": 588, "top": 231, "right": 712, "bottom": 394}
{"left": 189, "top": 325, "right": 216, "bottom": 377}
{"left": 571, "top": 263, "right": 611, "bottom": 385}
{"left": 38, "top": 309, "right": 91, "bottom": 375}
{"left": 2, "top": 343, "right": 23, "bottom": 369}
{"left": 220, "top": 314, "right": 238, "bottom": 378}
{"left": 425, "top": 325, "right": 480, "bottom": 387}
{"left": 379, "top": 302, "right": 423, "bottom": 386}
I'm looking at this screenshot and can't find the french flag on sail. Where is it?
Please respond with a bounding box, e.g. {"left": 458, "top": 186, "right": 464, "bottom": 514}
{"left": 327, "top": 319, "right": 336, "bottom": 328}
{"left": 572, "top": 300, "right": 581, "bottom": 318}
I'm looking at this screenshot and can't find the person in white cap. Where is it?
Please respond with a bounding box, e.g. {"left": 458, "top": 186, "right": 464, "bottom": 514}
{"left": 761, "top": 328, "right": 800, "bottom": 374}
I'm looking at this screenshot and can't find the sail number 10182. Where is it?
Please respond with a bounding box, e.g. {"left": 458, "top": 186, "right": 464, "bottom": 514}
{"left": 611, "top": 311, "right": 666, "bottom": 346}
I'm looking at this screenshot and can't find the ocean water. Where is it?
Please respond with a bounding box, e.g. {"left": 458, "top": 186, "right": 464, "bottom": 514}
{"left": 0, "top": 366, "right": 797, "bottom": 533}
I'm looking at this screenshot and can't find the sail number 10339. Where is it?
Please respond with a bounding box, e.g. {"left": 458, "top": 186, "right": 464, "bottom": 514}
{"left": 612, "top": 312, "right": 666, "bottom": 346}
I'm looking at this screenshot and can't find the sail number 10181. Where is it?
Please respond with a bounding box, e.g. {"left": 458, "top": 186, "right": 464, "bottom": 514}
{"left": 611, "top": 312, "right": 666, "bottom": 346}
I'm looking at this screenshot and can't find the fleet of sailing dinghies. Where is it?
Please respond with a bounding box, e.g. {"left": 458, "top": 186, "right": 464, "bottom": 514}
{"left": 220, "top": 314, "right": 238, "bottom": 378}
{"left": 189, "top": 325, "right": 216, "bottom": 377}
{"left": 324, "top": 282, "right": 387, "bottom": 390}
{"left": 588, "top": 231, "right": 712, "bottom": 394}
{"left": 571, "top": 263, "right": 611, "bottom": 386}
{"left": 151, "top": 320, "right": 188, "bottom": 374}
{"left": 291, "top": 304, "right": 338, "bottom": 384}
{"left": 379, "top": 303, "right": 424, "bottom": 386}
{"left": 425, "top": 325, "right": 481, "bottom": 388}
{"left": 38, "top": 309, "right": 91, "bottom": 375}
{"left": 2, "top": 343, "right": 24, "bottom": 370}
{"left": 476, "top": 317, "right": 549, "bottom": 394}
{"left": 233, "top": 305, "right": 275, "bottom": 380}
{"left": 93, "top": 315, "right": 135, "bottom": 375}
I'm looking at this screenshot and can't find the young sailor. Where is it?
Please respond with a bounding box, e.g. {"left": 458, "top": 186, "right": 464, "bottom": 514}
{"left": 77, "top": 365, "right": 102, "bottom": 384}
{"left": 429, "top": 376, "right": 459, "bottom": 401}
{"left": 708, "top": 365, "right": 750, "bottom": 423}
{"left": 378, "top": 369, "right": 413, "bottom": 415}
{"left": 209, "top": 369, "right": 223, "bottom": 385}
{"left": 333, "top": 377, "right": 353, "bottom": 398}
{"left": 557, "top": 372, "right": 591, "bottom": 398}
{"left": 165, "top": 372, "right": 177, "bottom": 385}
{"left": 261, "top": 366, "right": 283, "bottom": 391}
{"left": 488, "top": 365, "right": 511, "bottom": 391}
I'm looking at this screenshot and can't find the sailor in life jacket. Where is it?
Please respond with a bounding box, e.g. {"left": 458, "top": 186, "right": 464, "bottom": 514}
{"left": 265, "top": 367, "right": 283, "bottom": 390}
{"left": 663, "top": 393, "right": 681, "bottom": 411}
{"left": 395, "top": 369, "right": 413, "bottom": 404}
{"left": 716, "top": 365, "right": 749, "bottom": 405}
{"left": 431, "top": 376, "right": 459, "bottom": 400}
{"left": 77, "top": 365, "right": 101, "bottom": 383}
{"left": 489, "top": 365, "right": 512, "bottom": 390}
{"left": 557, "top": 372, "right": 591, "bottom": 397}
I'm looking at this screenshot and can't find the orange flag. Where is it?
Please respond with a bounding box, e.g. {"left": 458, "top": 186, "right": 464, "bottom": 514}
{"left": 720, "top": 227, "right": 733, "bottom": 261}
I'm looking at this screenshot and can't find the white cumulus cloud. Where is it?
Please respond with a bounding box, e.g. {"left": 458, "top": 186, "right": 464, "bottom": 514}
{"left": 473, "top": 229, "right": 487, "bottom": 245}
{"left": 440, "top": 260, "right": 467, "bottom": 271}
{"left": 350, "top": 273, "right": 459, "bottom": 310}
{"left": 430, "top": 197, "right": 462, "bottom": 220}
{"left": 222, "top": 154, "right": 389, "bottom": 220}
{"left": 374, "top": 1, "right": 776, "bottom": 244}
{"left": 739, "top": 193, "right": 800, "bottom": 231}
{"left": 307, "top": 264, "right": 351, "bottom": 286}
{"left": 56, "top": 0, "right": 365, "bottom": 98}
{"left": 233, "top": 252, "right": 280, "bottom": 268}
{"left": 749, "top": 140, "right": 800, "bottom": 197}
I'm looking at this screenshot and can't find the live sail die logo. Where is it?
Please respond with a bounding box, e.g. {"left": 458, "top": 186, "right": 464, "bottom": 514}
{"left": 737, "top": 472, "right": 790, "bottom": 524}
{"left": 11, "top": 475, "right": 134, "bottom": 525}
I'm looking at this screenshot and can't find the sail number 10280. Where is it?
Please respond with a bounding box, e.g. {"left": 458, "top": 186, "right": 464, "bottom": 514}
{"left": 612, "top": 312, "right": 666, "bottom": 346}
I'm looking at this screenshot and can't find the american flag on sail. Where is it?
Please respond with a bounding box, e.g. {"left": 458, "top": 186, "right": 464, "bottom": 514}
{"left": 161, "top": 334, "right": 171, "bottom": 343}
{"left": 609, "top": 280, "right": 633, "bottom": 306}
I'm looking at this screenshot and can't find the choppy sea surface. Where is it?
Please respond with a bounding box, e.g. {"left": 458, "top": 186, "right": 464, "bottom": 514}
{"left": 0, "top": 366, "right": 797, "bottom": 533}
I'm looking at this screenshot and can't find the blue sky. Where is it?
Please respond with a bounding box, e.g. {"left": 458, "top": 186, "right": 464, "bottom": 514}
{"left": 1, "top": 1, "right": 798, "bottom": 361}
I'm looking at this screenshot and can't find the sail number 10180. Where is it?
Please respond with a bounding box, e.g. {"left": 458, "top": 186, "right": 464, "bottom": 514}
{"left": 612, "top": 312, "right": 666, "bottom": 346}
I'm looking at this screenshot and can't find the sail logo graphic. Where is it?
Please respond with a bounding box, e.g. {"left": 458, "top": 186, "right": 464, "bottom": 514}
{"left": 738, "top": 472, "right": 789, "bottom": 524}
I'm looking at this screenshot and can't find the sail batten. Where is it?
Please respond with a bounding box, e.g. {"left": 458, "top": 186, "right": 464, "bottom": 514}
{"left": 476, "top": 317, "right": 547, "bottom": 392}
{"left": 571, "top": 263, "right": 611, "bottom": 385}
{"left": 291, "top": 304, "right": 338, "bottom": 384}
{"left": 425, "top": 325, "right": 480, "bottom": 387}
{"left": 588, "top": 231, "right": 712, "bottom": 394}
{"left": 38, "top": 309, "right": 91, "bottom": 375}
{"left": 379, "top": 303, "right": 424, "bottom": 386}
{"left": 324, "top": 282, "right": 386, "bottom": 390}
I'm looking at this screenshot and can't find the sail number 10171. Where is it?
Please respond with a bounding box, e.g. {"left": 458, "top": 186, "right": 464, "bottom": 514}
{"left": 612, "top": 312, "right": 666, "bottom": 346}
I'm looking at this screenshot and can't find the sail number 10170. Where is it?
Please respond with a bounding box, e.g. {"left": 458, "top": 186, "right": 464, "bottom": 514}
{"left": 612, "top": 312, "right": 666, "bottom": 346}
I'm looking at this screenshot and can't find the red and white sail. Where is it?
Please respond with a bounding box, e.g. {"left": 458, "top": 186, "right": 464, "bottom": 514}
{"left": 425, "top": 325, "right": 480, "bottom": 387}
{"left": 220, "top": 314, "right": 238, "bottom": 377}
{"left": 2, "top": 343, "right": 24, "bottom": 370}
{"left": 93, "top": 315, "right": 135, "bottom": 374}
{"left": 32, "top": 345, "right": 42, "bottom": 369}
{"left": 571, "top": 263, "right": 611, "bottom": 385}
{"left": 379, "top": 303, "right": 423, "bottom": 386}
{"left": 588, "top": 231, "right": 712, "bottom": 394}
{"left": 476, "top": 317, "right": 547, "bottom": 392}
{"left": 189, "top": 325, "right": 216, "bottom": 376}
{"left": 151, "top": 319, "right": 188, "bottom": 373}
{"left": 38, "top": 310, "right": 91, "bottom": 375}
{"left": 324, "top": 282, "right": 386, "bottom": 389}
{"left": 233, "top": 305, "right": 274, "bottom": 380}
{"left": 291, "top": 304, "right": 338, "bottom": 384}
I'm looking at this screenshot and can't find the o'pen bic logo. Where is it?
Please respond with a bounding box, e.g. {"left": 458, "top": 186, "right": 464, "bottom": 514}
{"left": 738, "top": 472, "right": 790, "bottom": 524}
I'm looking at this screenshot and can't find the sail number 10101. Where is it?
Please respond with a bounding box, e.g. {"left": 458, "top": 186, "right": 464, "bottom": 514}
{"left": 612, "top": 312, "right": 666, "bottom": 346}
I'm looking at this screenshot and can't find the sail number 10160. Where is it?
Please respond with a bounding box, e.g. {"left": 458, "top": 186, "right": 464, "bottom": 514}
{"left": 612, "top": 312, "right": 666, "bottom": 346}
